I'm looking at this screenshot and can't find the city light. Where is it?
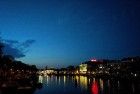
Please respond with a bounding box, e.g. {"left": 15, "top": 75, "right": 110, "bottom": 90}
{"left": 91, "top": 59, "right": 97, "bottom": 62}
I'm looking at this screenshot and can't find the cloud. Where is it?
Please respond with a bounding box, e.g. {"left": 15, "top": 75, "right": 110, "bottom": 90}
{"left": 0, "top": 38, "right": 36, "bottom": 58}
{"left": 20, "top": 40, "right": 35, "bottom": 48}
{"left": 4, "top": 40, "right": 19, "bottom": 46}
{"left": 3, "top": 43, "right": 25, "bottom": 58}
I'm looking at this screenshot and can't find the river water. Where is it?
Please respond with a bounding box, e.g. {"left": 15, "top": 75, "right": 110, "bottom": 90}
{"left": 34, "top": 75, "right": 139, "bottom": 94}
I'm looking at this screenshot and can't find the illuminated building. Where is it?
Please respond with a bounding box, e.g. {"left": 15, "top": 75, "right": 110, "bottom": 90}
{"left": 79, "top": 59, "right": 109, "bottom": 75}
{"left": 79, "top": 64, "right": 87, "bottom": 74}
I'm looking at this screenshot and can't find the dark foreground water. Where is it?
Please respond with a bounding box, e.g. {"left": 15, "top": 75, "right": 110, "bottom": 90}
{"left": 34, "top": 75, "right": 140, "bottom": 94}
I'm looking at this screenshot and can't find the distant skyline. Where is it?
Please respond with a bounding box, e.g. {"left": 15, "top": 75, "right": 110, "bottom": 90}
{"left": 0, "top": 0, "right": 140, "bottom": 68}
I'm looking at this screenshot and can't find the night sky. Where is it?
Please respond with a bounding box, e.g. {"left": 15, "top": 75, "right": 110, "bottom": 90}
{"left": 0, "top": 0, "right": 140, "bottom": 68}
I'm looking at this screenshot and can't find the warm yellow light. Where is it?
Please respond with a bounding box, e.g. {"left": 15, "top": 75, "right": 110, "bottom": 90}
{"left": 79, "top": 64, "right": 87, "bottom": 74}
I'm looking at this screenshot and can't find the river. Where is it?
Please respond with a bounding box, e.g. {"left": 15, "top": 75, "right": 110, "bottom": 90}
{"left": 34, "top": 75, "right": 139, "bottom": 94}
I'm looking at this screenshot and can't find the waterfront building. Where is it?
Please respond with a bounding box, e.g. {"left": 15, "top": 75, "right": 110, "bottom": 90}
{"left": 79, "top": 64, "right": 87, "bottom": 74}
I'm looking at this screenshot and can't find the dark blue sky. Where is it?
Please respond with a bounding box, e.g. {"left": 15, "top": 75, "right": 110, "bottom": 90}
{"left": 0, "top": 0, "right": 140, "bottom": 68}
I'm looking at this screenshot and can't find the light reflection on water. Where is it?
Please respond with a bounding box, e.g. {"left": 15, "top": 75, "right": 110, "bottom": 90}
{"left": 92, "top": 78, "right": 98, "bottom": 94}
{"left": 38, "top": 75, "right": 43, "bottom": 83}
{"left": 34, "top": 75, "right": 139, "bottom": 94}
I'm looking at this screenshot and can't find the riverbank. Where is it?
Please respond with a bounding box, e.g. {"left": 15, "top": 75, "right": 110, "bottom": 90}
{"left": 0, "top": 75, "right": 42, "bottom": 94}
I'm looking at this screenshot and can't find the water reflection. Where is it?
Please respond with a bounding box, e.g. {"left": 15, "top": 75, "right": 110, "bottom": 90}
{"left": 34, "top": 76, "right": 140, "bottom": 94}
{"left": 79, "top": 76, "right": 88, "bottom": 89}
{"left": 92, "top": 79, "right": 98, "bottom": 94}
{"left": 38, "top": 75, "right": 43, "bottom": 83}
{"left": 63, "top": 76, "right": 66, "bottom": 85}
{"left": 99, "top": 79, "right": 103, "bottom": 94}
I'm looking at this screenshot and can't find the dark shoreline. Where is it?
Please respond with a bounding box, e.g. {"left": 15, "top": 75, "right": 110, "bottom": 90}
{"left": 0, "top": 75, "right": 42, "bottom": 94}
